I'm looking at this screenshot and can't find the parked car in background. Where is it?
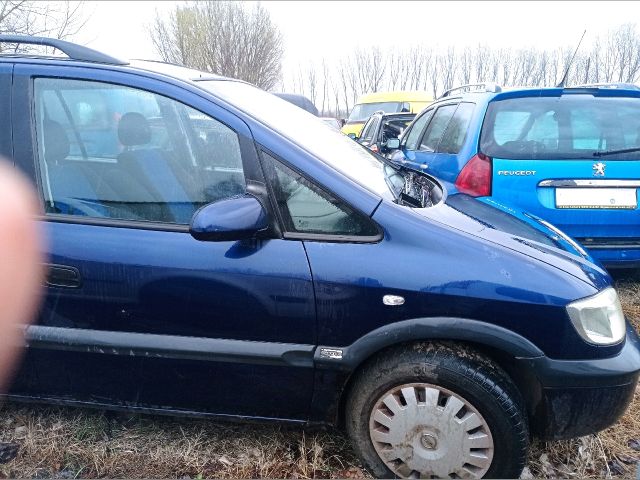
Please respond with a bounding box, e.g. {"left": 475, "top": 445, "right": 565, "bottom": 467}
{"left": 387, "top": 82, "right": 640, "bottom": 269}
{"left": 358, "top": 111, "right": 415, "bottom": 154}
{"left": 273, "top": 92, "right": 319, "bottom": 116}
{"left": 341, "top": 90, "right": 432, "bottom": 138}
{"left": 320, "top": 117, "right": 342, "bottom": 130}
{"left": 3, "top": 36, "right": 640, "bottom": 480}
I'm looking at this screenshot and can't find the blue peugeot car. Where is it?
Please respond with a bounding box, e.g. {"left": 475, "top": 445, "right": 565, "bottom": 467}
{"left": 1, "top": 36, "right": 639, "bottom": 479}
{"left": 387, "top": 82, "right": 640, "bottom": 269}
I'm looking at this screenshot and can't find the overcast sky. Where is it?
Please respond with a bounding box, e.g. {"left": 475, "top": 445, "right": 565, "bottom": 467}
{"left": 76, "top": 1, "right": 640, "bottom": 76}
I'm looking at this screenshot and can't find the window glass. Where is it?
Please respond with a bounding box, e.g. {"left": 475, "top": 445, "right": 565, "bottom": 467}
{"left": 404, "top": 110, "right": 432, "bottom": 150}
{"left": 263, "top": 153, "right": 378, "bottom": 237}
{"left": 347, "top": 102, "right": 402, "bottom": 122}
{"left": 359, "top": 117, "right": 375, "bottom": 140}
{"left": 437, "top": 103, "right": 475, "bottom": 154}
{"left": 526, "top": 110, "right": 558, "bottom": 149}
{"left": 362, "top": 117, "right": 380, "bottom": 142}
{"left": 480, "top": 95, "right": 640, "bottom": 159}
{"left": 35, "top": 78, "right": 245, "bottom": 224}
{"left": 571, "top": 109, "right": 605, "bottom": 150}
{"left": 492, "top": 111, "right": 531, "bottom": 145}
{"left": 381, "top": 117, "right": 413, "bottom": 144}
{"left": 420, "top": 104, "right": 457, "bottom": 152}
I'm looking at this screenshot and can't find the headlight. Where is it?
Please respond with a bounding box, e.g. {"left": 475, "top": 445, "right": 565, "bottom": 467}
{"left": 566, "top": 287, "right": 626, "bottom": 345}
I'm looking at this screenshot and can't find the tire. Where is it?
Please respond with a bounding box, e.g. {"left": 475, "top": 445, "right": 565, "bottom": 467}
{"left": 345, "top": 342, "right": 529, "bottom": 479}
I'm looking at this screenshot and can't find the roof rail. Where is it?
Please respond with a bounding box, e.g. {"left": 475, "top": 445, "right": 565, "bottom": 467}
{"left": 0, "top": 35, "right": 127, "bottom": 65}
{"left": 439, "top": 82, "right": 502, "bottom": 98}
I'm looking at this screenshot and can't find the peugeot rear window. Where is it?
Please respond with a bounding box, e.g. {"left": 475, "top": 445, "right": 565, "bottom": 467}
{"left": 480, "top": 95, "right": 640, "bottom": 159}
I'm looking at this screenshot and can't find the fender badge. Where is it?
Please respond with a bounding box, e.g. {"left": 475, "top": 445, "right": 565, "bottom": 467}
{"left": 383, "top": 295, "right": 405, "bottom": 306}
{"left": 320, "top": 348, "right": 343, "bottom": 360}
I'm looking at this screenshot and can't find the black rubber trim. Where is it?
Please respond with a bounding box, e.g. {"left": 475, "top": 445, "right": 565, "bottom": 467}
{"left": 3, "top": 394, "right": 310, "bottom": 426}
{"left": 39, "top": 214, "right": 191, "bottom": 232}
{"left": 518, "top": 324, "right": 640, "bottom": 388}
{"left": 315, "top": 316, "right": 546, "bottom": 371}
{"left": 24, "top": 325, "right": 315, "bottom": 368}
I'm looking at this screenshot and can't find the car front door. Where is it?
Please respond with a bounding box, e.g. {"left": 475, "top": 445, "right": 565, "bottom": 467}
{"left": 10, "top": 64, "right": 316, "bottom": 421}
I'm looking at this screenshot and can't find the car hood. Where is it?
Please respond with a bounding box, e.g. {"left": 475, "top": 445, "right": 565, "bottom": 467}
{"left": 414, "top": 194, "right": 611, "bottom": 290}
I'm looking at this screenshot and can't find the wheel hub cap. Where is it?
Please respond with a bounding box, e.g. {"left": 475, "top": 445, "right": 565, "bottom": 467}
{"left": 421, "top": 433, "right": 438, "bottom": 450}
{"left": 369, "top": 383, "right": 494, "bottom": 478}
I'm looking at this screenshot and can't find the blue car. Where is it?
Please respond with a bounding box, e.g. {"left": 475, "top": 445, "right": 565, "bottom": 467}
{"left": 388, "top": 82, "right": 640, "bottom": 269}
{"left": 2, "top": 36, "right": 639, "bottom": 479}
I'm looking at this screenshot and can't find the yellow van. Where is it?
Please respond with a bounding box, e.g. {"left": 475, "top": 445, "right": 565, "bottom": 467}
{"left": 341, "top": 91, "right": 433, "bottom": 137}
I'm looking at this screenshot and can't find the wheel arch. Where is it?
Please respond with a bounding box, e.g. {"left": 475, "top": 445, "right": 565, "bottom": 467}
{"left": 313, "top": 317, "right": 545, "bottom": 428}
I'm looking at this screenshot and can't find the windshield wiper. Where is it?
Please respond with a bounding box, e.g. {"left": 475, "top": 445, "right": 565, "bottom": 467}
{"left": 593, "top": 146, "right": 640, "bottom": 157}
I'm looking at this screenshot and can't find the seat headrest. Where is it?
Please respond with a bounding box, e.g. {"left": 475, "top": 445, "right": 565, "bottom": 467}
{"left": 43, "top": 120, "right": 70, "bottom": 164}
{"left": 118, "top": 112, "right": 151, "bottom": 147}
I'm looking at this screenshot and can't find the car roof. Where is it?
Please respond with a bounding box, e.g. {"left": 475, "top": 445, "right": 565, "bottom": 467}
{"left": 357, "top": 90, "right": 433, "bottom": 104}
{"left": 129, "top": 59, "right": 228, "bottom": 82}
{"left": 430, "top": 83, "right": 640, "bottom": 108}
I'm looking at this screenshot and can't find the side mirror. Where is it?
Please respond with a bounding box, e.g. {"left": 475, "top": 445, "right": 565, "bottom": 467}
{"left": 340, "top": 118, "right": 346, "bottom": 127}
{"left": 347, "top": 133, "right": 357, "bottom": 140}
{"left": 386, "top": 138, "right": 401, "bottom": 150}
{"left": 190, "top": 194, "right": 268, "bottom": 241}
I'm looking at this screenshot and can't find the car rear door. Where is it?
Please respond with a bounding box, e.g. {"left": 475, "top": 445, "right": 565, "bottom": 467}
{"left": 485, "top": 92, "right": 640, "bottom": 246}
{"left": 10, "top": 63, "right": 316, "bottom": 421}
{"left": 400, "top": 104, "right": 458, "bottom": 173}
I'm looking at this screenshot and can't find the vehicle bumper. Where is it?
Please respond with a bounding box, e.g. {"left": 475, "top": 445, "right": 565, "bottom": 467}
{"left": 518, "top": 324, "right": 640, "bottom": 440}
{"left": 582, "top": 242, "right": 640, "bottom": 268}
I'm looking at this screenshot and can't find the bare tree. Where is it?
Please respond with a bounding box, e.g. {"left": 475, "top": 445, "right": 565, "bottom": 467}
{"left": 151, "top": 1, "right": 283, "bottom": 90}
{"left": 459, "top": 47, "right": 473, "bottom": 84}
{"left": 437, "top": 47, "right": 458, "bottom": 94}
{"left": 0, "top": 1, "right": 87, "bottom": 53}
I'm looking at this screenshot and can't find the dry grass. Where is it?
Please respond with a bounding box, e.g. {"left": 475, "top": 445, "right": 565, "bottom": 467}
{"left": 0, "top": 274, "right": 638, "bottom": 479}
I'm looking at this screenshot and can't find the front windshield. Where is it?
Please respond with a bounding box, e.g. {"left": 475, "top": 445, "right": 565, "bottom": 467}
{"left": 199, "top": 80, "right": 394, "bottom": 199}
{"left": 347, "top": 102, "right": 403, "bottom": 122}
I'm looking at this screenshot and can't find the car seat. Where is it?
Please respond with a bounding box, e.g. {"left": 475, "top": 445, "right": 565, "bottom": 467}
{"left": 42, "top": 120, "right": 109, "bottom": 217}
{"left": 117, "top": 112, "right": 196, "bottom": 224}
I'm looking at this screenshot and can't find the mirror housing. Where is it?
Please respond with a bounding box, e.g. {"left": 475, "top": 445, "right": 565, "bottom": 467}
{"left": 386, "top": 138, "right": 401, "bottom": 150}
{"left": 347, "top": 132, "right": 357, "bottom": 140}
{"left": 189, "top": 194, "right": 268, "bottom": 241}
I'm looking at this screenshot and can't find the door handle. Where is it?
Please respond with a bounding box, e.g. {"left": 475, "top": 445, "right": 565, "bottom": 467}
{"left": 45, "top": 264, "right": 81, "bottom": 288}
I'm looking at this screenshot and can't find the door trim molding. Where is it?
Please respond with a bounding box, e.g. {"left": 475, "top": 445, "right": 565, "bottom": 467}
{"left": 24, "top": 325, "right": 315, "bottom": 368}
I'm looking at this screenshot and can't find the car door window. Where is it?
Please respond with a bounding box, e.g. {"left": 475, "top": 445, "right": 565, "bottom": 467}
{"left": 34, "top": 78, "right": 245, "bottom": 225}
{"left": 361, "top": 117, "right": 380, "bottom": 143}
{"left": 419, "top": 104, "right": 457, "bottom": 152}
{"left": 262, "top": 152, "right": 378, "bottom": 238}
{"left": 403, "top": 110, "right": 433, "bottom": 150}
{"left": 437, "top": 103, "right": 475, "bottom": 154}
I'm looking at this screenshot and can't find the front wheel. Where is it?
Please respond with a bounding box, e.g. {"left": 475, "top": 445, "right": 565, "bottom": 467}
{"left": 345, "top": 342, "right": 529, "bottom": 479}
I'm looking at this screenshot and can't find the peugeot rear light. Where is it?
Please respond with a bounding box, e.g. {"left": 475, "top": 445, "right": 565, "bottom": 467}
{"left": 455, "top": 153, "right": 492, "bottom": 197}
